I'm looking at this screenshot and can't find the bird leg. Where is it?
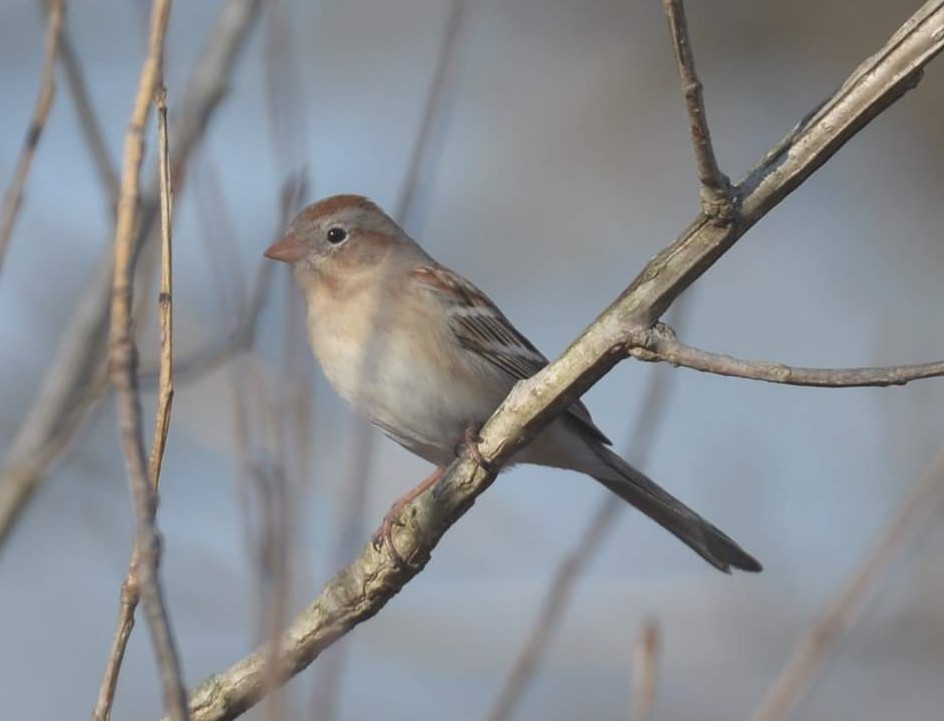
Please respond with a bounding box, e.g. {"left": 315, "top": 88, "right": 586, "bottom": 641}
{"left": 374, "top": 466, "right": 445, "bottom": 566}
{"left": 458, "top": 424, "right": 493, "bottom": 472}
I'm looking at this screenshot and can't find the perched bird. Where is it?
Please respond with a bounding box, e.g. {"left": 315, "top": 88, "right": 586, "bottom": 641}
{"left": 265, "top": 194, "right": 761, "bottom": 573}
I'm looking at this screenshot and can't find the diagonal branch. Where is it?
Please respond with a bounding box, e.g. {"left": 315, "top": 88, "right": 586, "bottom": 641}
{"left": 632, "top": 323, "right": 944, "bottom": 387}
{"left": 166, "top": 3, "right": 944, "bottom": 720}
{"left": 0, "top": 0, "right": 65, "bottom": 276}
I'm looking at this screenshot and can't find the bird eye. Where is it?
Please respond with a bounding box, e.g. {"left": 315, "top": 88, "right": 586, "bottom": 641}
{"left": 326, "top": 227, "right": 348, "bottom": 245}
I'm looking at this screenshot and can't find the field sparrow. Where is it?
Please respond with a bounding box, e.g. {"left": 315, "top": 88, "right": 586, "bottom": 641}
{"left": 265, "top": 195, "right": 761, "bottom": 573}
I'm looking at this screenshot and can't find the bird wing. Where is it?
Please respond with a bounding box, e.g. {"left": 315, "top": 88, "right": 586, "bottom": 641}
{"left": 411, "top": 264, "right": 612, "bottom": 446}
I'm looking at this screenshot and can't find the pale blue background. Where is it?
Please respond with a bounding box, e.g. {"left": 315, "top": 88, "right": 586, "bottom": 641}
{"left": 1, "top": 1, "right": 943, "bottom": 719}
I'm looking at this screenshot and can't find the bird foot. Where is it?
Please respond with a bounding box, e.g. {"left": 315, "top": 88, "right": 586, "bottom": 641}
{"left": 458, "top": 424, "right": 493, "bottom": 472}
{"left": 372, "top": 467, "right": 446, "bottom": 567}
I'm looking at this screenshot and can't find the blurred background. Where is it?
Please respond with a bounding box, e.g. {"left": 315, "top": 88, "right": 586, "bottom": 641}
{"left": 1, "top": 0, "right": 943, "bottom": 719}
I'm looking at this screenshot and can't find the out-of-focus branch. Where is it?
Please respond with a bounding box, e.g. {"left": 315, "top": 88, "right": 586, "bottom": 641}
{"left": 630, "top": 619, "right": 661, "bottom": 721}
{"left": 748, "top": 448, "right": 944, "bottom": 721}
{"left": 0, "top": 0, "right": 65, "bottom": 275}
{"left": 106, "top": 1, "right": 189, "bottom": 716}
{"left": 662, "top": 0, "right": 731, "bottom": 217}
{"left": 166, "top": 4, "right": 944, "bottom": 719}
{"left": 394, "top": 0, "right": 471, "bottom": 227}
{"left": 484, "top": 301, "right": 686, "bottom": 721}
{"left": 255, "top": 3, "right": 313, "bottom": 721}
{"left": 0, "top": 0, "right": 265, "bottom": 551}
{"left": 59, "top": 30, "right": 120, "bottom": 208}
{"left": 632, "top": 323, "right": 944, "bottom": 387}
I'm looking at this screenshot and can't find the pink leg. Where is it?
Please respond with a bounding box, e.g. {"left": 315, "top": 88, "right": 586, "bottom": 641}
{"left": 374, "top": 467, "right": 446, "bottom": 565}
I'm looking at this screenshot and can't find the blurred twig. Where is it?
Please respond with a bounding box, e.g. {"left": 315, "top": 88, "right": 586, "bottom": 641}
{"left": 105, "top": 0, "right": 189, "bottom": 715}
{"left": 256, "top": 2, "right": 314, "bottom": 719}
{"left": 748, "top": 449, "right": 944, "bottom": 721}
{"left": 0, "top": 0, "right": 65, "bottom": 275}
{"left": 394, "top": 0, "right": 471, "bottom": 228}
{"left": 165, "top": 5, "right": 944, "bottom": 719}
{"left": 56, "top": 23, "right": 120, "bottom": 208}
{"left": 484, "top": 301, "right": 687, "bottom": 721}
{"left": 630, "top": 619, "right": 661, "bottom": 721}
{"left": 0, "top": 0, "right": 265, "bottom": 551}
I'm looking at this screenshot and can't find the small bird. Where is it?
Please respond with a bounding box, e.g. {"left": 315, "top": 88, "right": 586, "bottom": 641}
{"left": 265, "top": 195, "right": 761, "bottom": 573}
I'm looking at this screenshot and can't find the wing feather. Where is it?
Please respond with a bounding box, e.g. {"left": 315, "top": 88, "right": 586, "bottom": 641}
{"left": 412, "top": 265, "right": 612, "bottom": 446}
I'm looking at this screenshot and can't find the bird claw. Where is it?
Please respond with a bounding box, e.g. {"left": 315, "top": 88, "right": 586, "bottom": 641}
{"left": 373, "top": 505, "right": 407, "bottom": 567}
{"left": 372, "top": 467, "right": 446, "bottom": 568}
{"left": 459, "top": 425, "right": 493, "bottom": 472}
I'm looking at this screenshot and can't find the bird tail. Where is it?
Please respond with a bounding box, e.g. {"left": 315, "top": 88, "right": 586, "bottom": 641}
{"left": 591, "top": 448, "right": 762, "bottom": 573}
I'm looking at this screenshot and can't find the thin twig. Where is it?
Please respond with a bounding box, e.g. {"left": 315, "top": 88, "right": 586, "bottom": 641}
{"left": 630, "top": 619, "right": 661, "bottom": 721}
{"left": 56, "top": 23, "right": 120, "bottom": 208}
{"left": 105, "top": 2, "right": 189, "bottom": 719}
{"left": 165, "top": 5, "right": 944, "bottom": 720}
{"left": 139, "top": 261, "right": 271, "bottom": 386}
{"left": 484, "top": 301, "right": 687, "bottom": 721}
{"left": 0, "top": 0, "right": 65, "bottom": 275}
{"left": 632, "top": 323, "right": 944, "bottom": 388}
{"left": 0, "top": 0, "right": 265, "bottom": 550}
{"left": 257, "top": 3, "right": 314, "bottom": 719}
{"left": 150, "top": 87, "right": 176, "bottom": 487}
{"left": 394, "top": 0, "right": 470, "bottom": 227}
{"left": 662, "top": 0, "right": 731, "bottom": 218}
{"left": 748, "top": 448, "right": 944, "bottom": 721}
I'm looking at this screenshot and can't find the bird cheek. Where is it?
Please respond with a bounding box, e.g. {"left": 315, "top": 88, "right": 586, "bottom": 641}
{"left": 264, "top": 232, "right": 309, "bottom": 263}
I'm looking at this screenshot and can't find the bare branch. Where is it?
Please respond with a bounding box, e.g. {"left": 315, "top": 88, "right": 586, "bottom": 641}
{"left": 630, "top": 619, "right": 661, "bottom": 721}
{"left": 631, "top": 323, "right": 944, "bottom": 387}
{"left": 0, "top": 0, "right": 265, "bottom": 550}
{"left": 105, "top": 2, "right": 189, "bottom": 718}
{"left": 748, "top": 449, "right": 944, "bottom": 721}
{"left": 0, "top": 0, "right": 65, "bottom": 275}
{"left": 662, "top": 0, "right": 731, "bottom": 217}
{"left": 166, "top": 5, "right": 944, "bottom": 720}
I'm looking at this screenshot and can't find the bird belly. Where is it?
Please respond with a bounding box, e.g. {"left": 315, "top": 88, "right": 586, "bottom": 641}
{"left": 309, "top": 305, "right": 509, "bottom": 467}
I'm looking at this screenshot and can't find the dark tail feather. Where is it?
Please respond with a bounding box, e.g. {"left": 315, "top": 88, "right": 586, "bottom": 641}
{"left": 592, "top": 452, "right": 761, "bottom": 573}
